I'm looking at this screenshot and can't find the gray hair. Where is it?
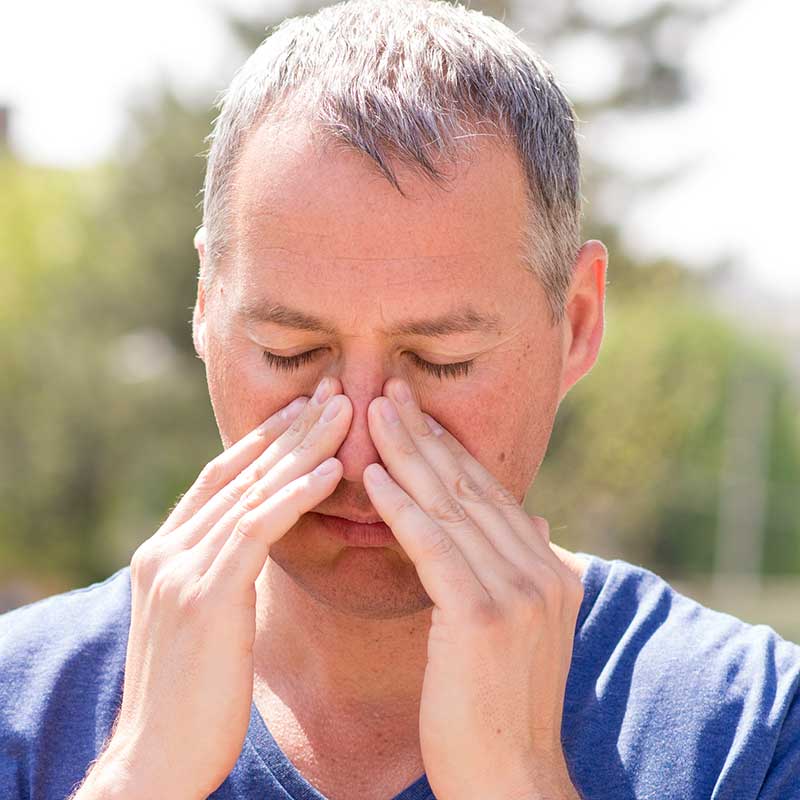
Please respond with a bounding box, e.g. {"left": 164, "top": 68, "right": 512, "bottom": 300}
{"left": 199, "top": 0, "right": 583, "bottom": 324}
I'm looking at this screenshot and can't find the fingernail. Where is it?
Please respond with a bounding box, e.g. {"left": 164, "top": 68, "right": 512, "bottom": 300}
{"left": 313, "top": 377, "right": 332, "bottom": 405}
{"left": 421, "top": 413, "right": 444, "bottom": 436}
{"left": 379, "top": 397, "right": 400, "bottom": 423}
{"left": 365, "top": 463, "right": 391, "bottom": 485}
{"left": 392, "top": 380, "right": 412, "bottom": 405}
{"left": 321, "top": 395, "right": 343, "bottom": 422}
{"left": 314, "top": 457, "right": 339, "bottom": 476}
{"left": 280, "top": 396, "right": 308, "bottom": 421}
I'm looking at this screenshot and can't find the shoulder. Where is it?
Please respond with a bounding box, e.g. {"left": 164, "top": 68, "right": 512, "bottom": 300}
{"left": 0, "top": 567, "right": 132, "bottom": 797}
{"left": 565, "top": 553, "right": 800, "bottom": 798}
{"left": 572, "top": 554, "right": 800, "bottom": 705}
{"left": 575, "top": 554, "right": 800, "bottom": 670}
{"left": 0, "top": 565, "right": 132, "bottom": 673}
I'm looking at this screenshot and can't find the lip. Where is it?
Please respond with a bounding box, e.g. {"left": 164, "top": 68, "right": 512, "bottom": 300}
{"left": 332, "top": 513, "right": 383, "bottom": 524}
{"left": 315, "top": 512, "right": 396, "bottom": 547}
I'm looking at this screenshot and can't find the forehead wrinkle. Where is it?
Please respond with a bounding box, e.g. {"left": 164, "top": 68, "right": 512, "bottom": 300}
{"left": 242, "top": 241, "right": 499, "bottom": 265}
{"left": 238, "top": 295, "right": 503, "bottom": 338}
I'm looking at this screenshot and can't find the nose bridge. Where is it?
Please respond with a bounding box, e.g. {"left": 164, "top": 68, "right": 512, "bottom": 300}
{"left": 333, "top": 356, "right": 390, "bottom": 483}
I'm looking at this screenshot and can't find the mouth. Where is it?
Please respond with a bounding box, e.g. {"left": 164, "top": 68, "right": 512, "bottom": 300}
{"left": 313, "top": 512, "right": 396, "bottom": 547}
{"left": 326, "top": 512, "right": 384, "bottom": 524}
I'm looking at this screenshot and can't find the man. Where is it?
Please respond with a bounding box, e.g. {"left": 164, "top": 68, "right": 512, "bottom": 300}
{"left": 1, "top": 0, "right": 799, "bottom": 798}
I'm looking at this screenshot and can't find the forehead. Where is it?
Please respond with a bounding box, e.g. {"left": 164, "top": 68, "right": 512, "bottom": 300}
{"left": 227, "top": 113, "right": 534, "bottom": 313}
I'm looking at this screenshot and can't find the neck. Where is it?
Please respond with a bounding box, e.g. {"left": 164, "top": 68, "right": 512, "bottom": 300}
{"left": 253, "top": 556, "right": 432, "bottom": 720}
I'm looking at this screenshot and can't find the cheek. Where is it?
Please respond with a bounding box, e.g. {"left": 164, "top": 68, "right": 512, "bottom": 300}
{"left": 423, "top": 348, "right": 561, "bottom": 500}
{"left": 205, "top": 332, "right": 300, "bottom": 448}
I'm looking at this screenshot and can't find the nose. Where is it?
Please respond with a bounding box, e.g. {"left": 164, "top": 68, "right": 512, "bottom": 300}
{"left": 323, "top": 368, "right": 391, "bottom": 484}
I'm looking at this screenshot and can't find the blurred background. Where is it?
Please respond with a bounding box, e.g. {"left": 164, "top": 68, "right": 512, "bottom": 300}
{"left": 1, "top": 0, "right": 798, "bottom": 639}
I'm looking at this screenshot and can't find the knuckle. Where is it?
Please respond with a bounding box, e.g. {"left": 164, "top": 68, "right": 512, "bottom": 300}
{"left": 234, "top": 510, "right": 260, "bottom": 541}
{"left": 486, "top": 481, "right": 518, "bottom": 508}
{"left": 175, "top": 577, "right": 208, "bottom": 618}
{"left": 452, "top": 471, "right": 484, "bottom": 503}
{"left": 391, "top": 492, "right": 418, "bottom": 519}
{"left": 196, "top": 459, "right": 223, "bottom": 492}
{"left": 526, "top": 566, "right": 563, "bottom": 610}
{"left": 239, "top": 482, "right": 268, "bottom": 512}
{"left": 150, "top": 565, "right": 181, "bottom": 604}
{"left": 395, "top": 436, "right": 418, "bottom": 457}
{"left": 242, "top": 458, "right": 270, "bottom": 486}
{"left": 507, "top": 573, "right": 547, "bottom": 619}
{"left": 219, "top": 480, "right": 245, "bottom": 508}
{"left": 466, "top": 597, "right": 501, "bottom": 628}
{"left": 132, "top": 544, "right": 204, "bottom": 611}
{"left": 423, "top": 530, "right": 456, "bottom": 561}
{"left": 130, "top": 541, "right": 159, "bottom": 585}
{"left": 509, "top": 571, "right": 541, "bottom": 602}
{"left": 428, "top": 492, "right": 468, "bottom": 525}
{"left": 410, "top": 416, "right": 434, "bottom": 438}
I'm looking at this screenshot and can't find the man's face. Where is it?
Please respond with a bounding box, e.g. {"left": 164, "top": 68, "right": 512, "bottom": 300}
{"left": 194, "top": 115, "right": 587, "bottom": 619}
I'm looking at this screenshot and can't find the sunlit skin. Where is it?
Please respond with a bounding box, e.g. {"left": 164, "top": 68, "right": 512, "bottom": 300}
{"left": 192, "top": 113, "right": 606, "bottom": 793}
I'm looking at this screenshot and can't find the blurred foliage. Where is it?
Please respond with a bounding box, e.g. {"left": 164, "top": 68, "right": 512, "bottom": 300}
{"left": 530, "top": 290, "right": 800, "bottom": 579}
{"left": 2, "top": 0, "right": 799, "bottom": 631}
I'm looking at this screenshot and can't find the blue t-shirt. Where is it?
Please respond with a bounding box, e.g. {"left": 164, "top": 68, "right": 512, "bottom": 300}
{"left": 1, "top": 553, "right": 799, "bottom": 800}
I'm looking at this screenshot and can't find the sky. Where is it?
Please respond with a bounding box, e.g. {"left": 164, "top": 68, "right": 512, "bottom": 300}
{"left": 2, "top": 0, "right": 798, "bottom": 299}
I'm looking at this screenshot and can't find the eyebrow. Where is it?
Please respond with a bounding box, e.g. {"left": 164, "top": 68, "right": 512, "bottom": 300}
{"left": 239, "top": 298, "right": 503, "bottom": 338}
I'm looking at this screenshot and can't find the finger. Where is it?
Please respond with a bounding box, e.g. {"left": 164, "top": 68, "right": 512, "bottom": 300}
{"left": 191, "top": 392, "right": 351, "bottom": 567}
{"left": 363, "top": 462, "right": 490, "bottom": 616}
{"left": 380, "top": 380, "right": 540, "bottom": 574}
{"left": 420, "top": 411, "right": 554, "bottom": 557}
{"left": 207, "top": 457, "right": 344, "bottom": 590}
{"left": 368, "top": 395, "right": 515, "bottom": 595}
{"left": 170, "top": 377, "right": 343, "bottom": 551}
{"left": 155, "top": 394, "right": 309, "bottom": 538}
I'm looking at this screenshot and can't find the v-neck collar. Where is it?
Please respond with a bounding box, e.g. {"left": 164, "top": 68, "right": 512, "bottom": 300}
{"left": 245, "top": 700, "right": 435, "bottom": 800}
{"left": 241, "top": 551, "right": 602, "bottom": 800}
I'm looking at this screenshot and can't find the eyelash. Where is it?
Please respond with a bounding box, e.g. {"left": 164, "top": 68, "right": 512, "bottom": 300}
{"left": 261, "top": 349, "right": 475, "bottom": 380}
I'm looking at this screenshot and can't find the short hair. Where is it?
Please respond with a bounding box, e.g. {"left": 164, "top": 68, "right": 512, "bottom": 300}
{"left": 199, "top": 0, "right": 583, "bottom": 324}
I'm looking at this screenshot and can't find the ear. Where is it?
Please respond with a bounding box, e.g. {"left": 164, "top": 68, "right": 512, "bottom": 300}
{"left": 192, "top": 226, "right": 208, "bottom": 362}
{"left": 558, "top": 239, "right": 607, "bottom": 402}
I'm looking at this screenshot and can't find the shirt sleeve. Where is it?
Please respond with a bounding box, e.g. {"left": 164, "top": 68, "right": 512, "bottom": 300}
{"left": 757, "top": 684, "right": 800, "bottom": 799}
{"left": 0, "top": 569, "right": 132, "bottom": 800}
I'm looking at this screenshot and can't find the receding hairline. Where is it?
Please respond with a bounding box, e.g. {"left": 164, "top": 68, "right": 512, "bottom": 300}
{"left": 198, "top": 0, "right": 583, "bottom": 325}
{"left": 229, "top": 96, "right": 519, "bottom": 204}
{"left": 215, "top": 103, "right": 538, "bottom": 293}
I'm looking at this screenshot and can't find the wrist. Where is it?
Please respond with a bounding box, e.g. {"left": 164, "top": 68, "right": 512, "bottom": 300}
{"left": 501, "top": 751, "right": 582, "bottom": 800}
{"left": 71, "top": 756, "right": 141, "bottom": 800}
{"left": 74, "top": 740, "right": 204, "bottom": 800}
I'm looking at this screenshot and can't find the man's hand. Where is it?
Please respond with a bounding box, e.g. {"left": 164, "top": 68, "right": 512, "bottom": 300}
{"left": 81, "top": 377, "right": 351, "bottom": 800}
{"left": 363, "top": 378, "right": 585, "bottom": 800}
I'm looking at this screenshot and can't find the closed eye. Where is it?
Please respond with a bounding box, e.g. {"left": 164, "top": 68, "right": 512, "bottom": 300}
{"left": 261, "top": 349, "right": 475, "bottom": 380}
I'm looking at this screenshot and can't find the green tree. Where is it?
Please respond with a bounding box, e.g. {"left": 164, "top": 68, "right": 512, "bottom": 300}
{"left": 3, "top": 0, "right": 798, "bottom": 614}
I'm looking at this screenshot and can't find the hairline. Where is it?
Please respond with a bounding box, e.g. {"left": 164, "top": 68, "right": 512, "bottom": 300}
{"left": 203, "top": 109, "right": 563, "bottom": 323}
{"left": 197, "top": 0, "right": 582, "bottom": 327}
